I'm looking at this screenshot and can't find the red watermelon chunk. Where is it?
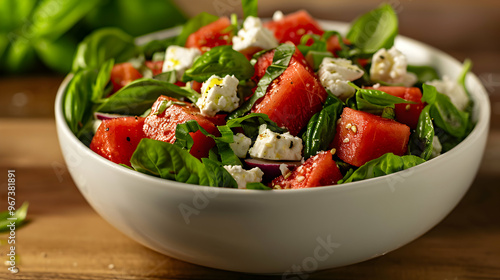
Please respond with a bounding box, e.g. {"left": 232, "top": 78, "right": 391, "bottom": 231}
{"left": 332, "top": 107, "right": 411, "bottom": 167}
{"left": 90, "top": 117, "right": 146, "bottom": 166}
{"left": 271, "top": 150, "right": 343, "bottom": 189}
{"left": 251, "top": 55, "right": 327, "bottom": 136}
{"left": 143, "top": 96, "right": 223, "bottom": 159}
{"left": 110, "top": 62, "right": 143, "bottom": 93}
{"left": 366, "top": 86, "right": 424, "bottom": 129}
{"left": 185, "top": 17, "right": 232, "bottom": 53}
{"left": 264, "top": 10, "right": 324, "bottom": 45}
{"left": 252, "top": 46, "right": 313, "bottom": 83}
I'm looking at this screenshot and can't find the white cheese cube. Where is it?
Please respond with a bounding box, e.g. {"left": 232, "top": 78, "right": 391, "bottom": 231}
{"left": 318, "top": 57, "right": 364, "bottom": 100}
{"left": 370, "top": 46, "right": 417, "bottom": 87}
{"left": 196, "top": 75, "right": 240, "bottom": 117}
{"left": 232, "top": 16, "right": 278, "bottom": 52}
{"left": 223, "top": 165, "right": 264, "bottom": 189}
{"left": 249, "top": 124, "right": 303, "bottom": 161}
{"left": 230, "top": 133, "right": 252, "bottom": 158}
{"left": 426, "top": 76, "right": 469, "bottom": 111}
{"left": 162, "top": 46, "right": 201, "bottom": 80}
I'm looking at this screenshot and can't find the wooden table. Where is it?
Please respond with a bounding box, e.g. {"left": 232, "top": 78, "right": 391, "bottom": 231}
{"left": 1, "top": 1, "right": 499, "bottom": 279}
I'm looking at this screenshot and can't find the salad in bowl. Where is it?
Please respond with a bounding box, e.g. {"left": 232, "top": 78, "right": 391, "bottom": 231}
{"left": 63, "top": 3, "right": 475, "bottom": 191}
{"left": 56, "top": 1, "right": 490, "bottom": 273}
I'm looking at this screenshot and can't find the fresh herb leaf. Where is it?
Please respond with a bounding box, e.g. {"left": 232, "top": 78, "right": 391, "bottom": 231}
{"left": 202, "top": 158, "right": 238, "bottom": 188}
{"left": 338, "top": 153, "right": 425, "bottom": 184}
{"left": 346, "top": 3, "right": 398, "bottom": 56}
{"left": 228, "top": 43, "right": 295, "bottom": 119}
{"left": 407, "top": 65, "right": 440, "bottom": 85}
{"left": 72, "top": 27, "right": 137, "bottom": 72}
{"left": 91, "top": 58, "right": 114, "bottom": 102}
{"left": 303, "top": 93, "right": 344, "bottom": 158}
{"left": 175, "top": 12, "right": 218, "bottom": 46}
{"left": 241, "top": 0, "right": 258, "bottom": 19}
{"left": 346, "top": 82, "right": 413, "bottom": 115}
{"left": 457, "top": 59, "right": 473, "bottom": 114}
{"left": 183, "top": 45, "right": 254, "bottom": 82}
{"left": 63, "top": 68, "right": 98, "bottom": 134}
{"left": 430, "top": 93, "right": 469, "bottom": 138}
{"left": 409, "top": 105, "right": 434, "bottom": 160}
{"left": 225, "top": 113, "right": 287, "bottom": 139}
{"left": 130, "top": 138, "right": 237, "bottom": 188}
{"left": 130, "top": 138, "right": 210, "bottom": 185}
{"left": 96, "top": 78, "right": 200, "bottom": 115}
{"left": 0, "top": 202, "right": 29, "bottom": 233}
{"left": 153, "top": 70, "right": 177, "bottom": 83}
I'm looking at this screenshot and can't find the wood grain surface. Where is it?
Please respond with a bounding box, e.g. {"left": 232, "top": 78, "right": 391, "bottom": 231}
{"left": 1, "top": 0, "right": 500, "bottom": 279}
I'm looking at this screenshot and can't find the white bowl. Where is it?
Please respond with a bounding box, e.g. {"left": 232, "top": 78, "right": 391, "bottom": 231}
{"left": 55, "top": 21, "right": 490, "bottom": 274}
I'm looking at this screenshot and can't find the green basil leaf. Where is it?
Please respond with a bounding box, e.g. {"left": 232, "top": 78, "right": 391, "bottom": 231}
{"left": 0, "top": 202, "right": 29, "bottom": 233}
{"left": 303, "top": 93, "right": 344, "bottom": 158}
{"left": 92, "top": 59, "right": 114, "bottom": 102}
{"left": 29, "top": 0, "right": 100, "bottom": 40}
{"left": 153, "top": 70, "right": 177, "bottom": 84}
{"left": 241, "top": 0, "right": 258, "bottom": 19}
{"left": 175, "top": 12, "right": 218, "bottom": 46}
{"left": 407, "top": 65, "right": 440, "bottom": 85}
{"left": 96, "top": 78, "right": 200, "bottom": 115}
{"left": 421, "top": 83, "right": 437, "bottom": 104}
{"left": 246, "top": 182, "right": 272, "bottom": 190}
{"left": 202, "top": 158, "right": 238, "bottom": 188}
{"left": 228, "top": 43, "right": 295, "bottom": 119}
{"left": 63, "top": 69, "right": 98, "bottom": 134}
{"left": 430, "top": 92, "right": 469, "bottom": 138}
{"left": 346, "top": 3, "right": 398, "bottom": 55}
{"left": 183, "top": 45, "right": 254, "bottom": 82}
{"left": 457, "top": 59, "right": 473, "bottom": 113}
{"left": 225, "top": 113, "right": 287, "bottom": 139}
{"left": 0, "top": 0, "right": 38, "bottom": 32}
{"left": 338, "top": 153, "right": 425, "bottom": 184}
{"left": 130, "top": 138, "right": 210, "bottom": 185}
{"left": 347, "top": 82, "right": 413, "bottom": 114}
{"left": 409, "top": 105, "right": 434, "bottom": 160}
{"left": 72, "top": 27, "right": 137, "bottom": 72}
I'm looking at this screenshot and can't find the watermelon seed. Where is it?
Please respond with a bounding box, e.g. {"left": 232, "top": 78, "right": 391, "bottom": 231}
{"left": 350, "top": 125, "right": 357, "bottom": 133}
{"left": 126, "top": 137, "right": 131, "bottom": 142}
{"left": 330, "top": 148, "right": 336, "bottom": 155}
{"left": 343, "top": 137, "right": 350, "bottom": 143}
{"left": 296, "top": 176, "right": 305, "bottom": 182}
{"left": 345, "top": 123, "right": 352, "bottom": 129}
{"left": 405, "top": 104, "right": 411, "bottom": 111}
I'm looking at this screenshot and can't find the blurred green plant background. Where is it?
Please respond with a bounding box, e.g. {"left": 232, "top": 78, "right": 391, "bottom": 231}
{"left": 0, "top": 0, "right": 186, "bottom": 74}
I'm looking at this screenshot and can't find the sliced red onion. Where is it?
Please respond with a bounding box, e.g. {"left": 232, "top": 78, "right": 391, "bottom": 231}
{"left": 94, "top": 112, "right": 131, "bottom": 121}
{"left": 244, "top": 158, "right": 302, "bottom": 182}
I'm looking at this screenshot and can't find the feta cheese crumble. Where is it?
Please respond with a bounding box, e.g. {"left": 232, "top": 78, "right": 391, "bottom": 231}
{"left": 232, "top": 16, "right": 278, "bottom": 52}
{"left": 162, "top": 46, "right": 201, "bottom": 80}
{"left": 318, "top": 57, "right": 364, "bottom": 100}
{"left": 196, "top": 75, "right": 240, "bottom": 117}
{"left": 223, "top": 165, "right": 264, "bottom": 189}
{"left": 249, "top": 124, "right": 303, "bottom": 161}
{"left": 230, "top": 133, "right": 252, "bottom": 158}
{"left": 370, "top": 46, "right": 417, "bottom": 87}
{"left": 426, "top": 76, "right": 469, "bottom": 111}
